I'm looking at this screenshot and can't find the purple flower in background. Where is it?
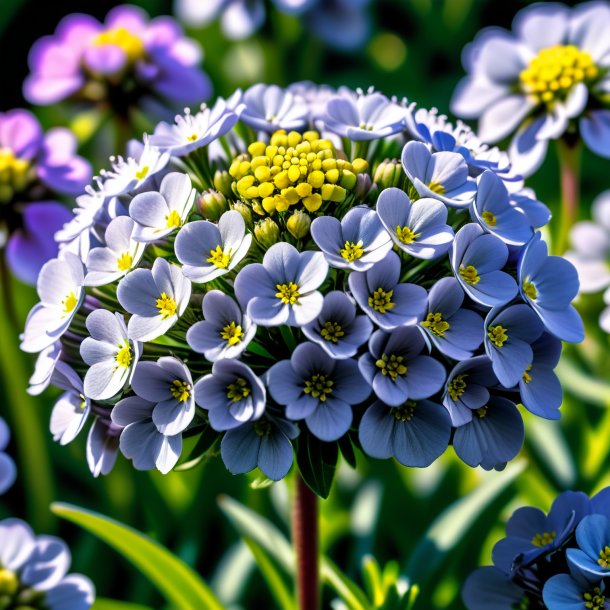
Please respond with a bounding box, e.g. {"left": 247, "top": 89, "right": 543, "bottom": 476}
{"left": 267, "top": 342, "right": 370, "bottom": 441}
{"left": 0, "top": 418, "right": 16, "bottom": 495}
{"left": 0, "top": 518, "right": 95, "bottom": 610}
{"left": 240, "top": 84, "right": 309, "bottom": 133}
{"left": 0, "top": 110, "right": 91, "bottom": 284}
{"left": 24, "top": 5, "right": 211, "bottom": 114}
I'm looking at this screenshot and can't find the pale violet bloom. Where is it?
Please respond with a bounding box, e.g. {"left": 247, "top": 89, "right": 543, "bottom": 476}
{"left": 348, "top": 251, "right": 428, "bottom": 330}
{"left": 234, "top": 242, "right": 328, "bottom": 326}
{"left": 131, "top": 357, "right": 195, "bottom": 435}
{"left": 84, "top": 216, "right": 145, "bottom": 286}
{"left": 130, "top": 172, "right": 196, "bottom": 242}
{"left": 194, "top": 359, "right": 266, "bottom": 431}
{"left": 310, "top": 206, "right": 392, "bottom": 271}
{"left": 240, "top": 84, "right": 309, "bottom": 133}
{"left": 112, "top": 396, "right": 182, "bottom": 474}
{"left": 376, "top": 187, "right": 454, "bottom": 259}
{"left": 302, "top": 291, "right": 372, "bottom": 359}
{"left": 267, "top": 342, "right": 371, "bottom": 442}
{"left": 509, "top": 187, "right": 551, "bottom": 229}
{"left": 401, "top": 141, "right": 476, "bottom": 208}
{"left": 175, "top": 210, "right": 252, "bottom": 283}
{"left": 0, "top": 418, "right": 16, "bottom": 494}
{"left": 148, "top": 91, "right": 245, "bottom": 156}
{"left": 322, "top": 91, "right": 408, "bottom": 141}
{"left": 187, "top": 290, "right": 256, "bottom": 361}
{"left": 27, "top": 342, "right": 61, "bottom": 396}
{"left": 117, "top": 257, "right": 192, "bottom": 342}
{"left": 20, "top": 252, "right": 85, "bottom": 353}
{"left": 87, "top": 418, "right": 122, "bottom": 478}
{"left": 49, "top": 363, "right": 90, "bottom": 446}
{"left": 81, "top": 310, "right": 141, "bottom": 401}
{"left": 287, "top": 81, "right": 337, "bottom": 122}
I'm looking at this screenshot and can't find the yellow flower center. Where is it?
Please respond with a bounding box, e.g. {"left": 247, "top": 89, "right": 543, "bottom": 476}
{"left": 531, "top": 531, "right": 556, "bottom": 548}
{"left": 476, "top": 406, "right": 488, "bottom": 418}
{"left": 391, "top": 401, "right": 416, "bottom": 422}
{"left": 156, "top": 292, "right": 177, "bottom": 319}
{"left": 117, "top": 251, "right": 133, "bottom": 271}
{"left": 92, "top": 27, "right": 145, "bottom": 62}
{"left": 207, "top": 245, "right": 231, "bottom": 269}
{"left": 488, "top": 325, "right": 509, "bottom": 348}
{"left": 254, "top": 419, "right": 272, "bottom": 437}
{"left": 303, "top": 374, "right": 334, "bottom": 402}
{"left": 275, "top": 282, "right": 300, "bottom": 305}
{"left": 427, "top": 181, "right": 445, "bottom": 194}
{"left": 187, "top": 133, "right": 199, "bottom": 142}
{"left": 520, "top": 44, "right": 599, "bottom": 105}
{"left": 375, "top": 353, "right": 407, "bottom": 380}
{"left": 422, "top": 312, "right": 450, "bottom": 337}
{"left": 522, "top": 364, "right": 533, "bottom": 384}
{"left": 0, "top": 148, "right": 31, "bottom": 202}
{"left": 395, "top": 225, "right": 418, "bottom": 244}
{"left": 340, "top": 240, "right": 364, "bottom": 262}
{"left": 481, "top": 210, "right": 497, "bottom": 227}
{"left": 459, "top": 265, "right": 480, "bottom": 285}
{"left": 115, "top": 341, "right": 132, "bottom": 368}
{"left": 320, "top": 321, "right": 345, "bottom": 343}
{"left": 368, "top": 287, "right": 395, "bottom": 313}
{"left": 62, "top": 291, "right": 78, "bottom": 314}
{"left": 134, "top": 165, "right": 149, "bottom": 180}
{"left": 583, "top": 587, "right": 606, "bottom": 610}
{"left": 165, "top": 209, "right": 182, "bottom": 229}
{"left": 220, "top": 321, "right": 244, "bottom": 346}
{"left": 170, "top": 379, "right": 191, "bottom": 403}
{"left": 0, "top": 568, "right": 18, "bottom": 596}
{"left": 523, "top": 280, "right": 537, "bottom": 300}
{"left": 226, "top": 377, "right": 251, "bottom": 402}
{"left": 448, "top": 374, "right": 468, "bottom": 401}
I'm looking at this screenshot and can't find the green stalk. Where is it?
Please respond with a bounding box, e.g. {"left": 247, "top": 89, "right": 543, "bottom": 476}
{"left": 555, "top": 137, "right": 581, "bottom": 254}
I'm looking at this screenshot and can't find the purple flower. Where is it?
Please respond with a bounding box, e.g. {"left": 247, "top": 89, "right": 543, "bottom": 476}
{"left": 310, "top": 206, "right": 392, "bottom": 271}
{"left": 194, "top": 359, "right": 266, "bottom": 431}
{"left": 359, "top": 327, "right": 446, "bottom": 407}
{"left": 376, "top": 187, "right": 454, "bottom": 260}
{"left": 302, "top": 291, "right": 372, "bottom": 359}
{"left": 451, "top": 223, "right": 518, "bottom": 307}
{"left": 240, "top": 84, "right": 309, "bottom": 133}
{"left": 187, "top": 290, "right": 257, "bottom": 361}
{"left": 267, "top": 342, "right": 370, "bottom": 441}
{"left": 359, "top": 399, "right": 451, "bottom": 467}
{"left": 24, "top": 5, "right": 211, "bottom": 114}
{"left": 348, "top": 251, "right": 427, "bottom": 330}
{"left": 0, "top": 418, "right": 16, "bottom": 495}
{"left": 234, "top": 242, "right": 328, "bottom": 326}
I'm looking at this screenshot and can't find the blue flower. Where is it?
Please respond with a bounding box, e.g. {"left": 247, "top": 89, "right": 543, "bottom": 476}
{"left": 0, "top": 418, "right": 16, "bottom": 495}
{"left": 267, "top": 342, "right": 370, "bottom": 441}
{"left": 220, "top": 415, "right": 299, "bottom": 481}
{"left": 420, "top": 277, "right": 484, "bottom": 360}
{"left": 302, "top": 291, "right": 372, "bottom": 359}
{"left": 483, "top": 304, "right": 544, "bottom": 388}
{"left": 240, "top": 84, "right": 309, "bottom": 133}
{"left": 462, "top": 566, "right": 527, "bottom": 610}
{"left": 451, "top": 223, "right": 518, "bottom": 307}
{"left": 543, "top": 573, "right": 609, "bottom": 610}
{"left": 359, "top": 399, "right": 451, "bottom": 467}
{"left": 518, "top": 232, "right": 584, "bottom": 343}
{"left": 348, "top": 251, "right": 428, "bottom": 330}
{"left": 359, "top": 327, "right": 446, "bottom": 407}
{"left": 310, "top": 206, "right": 392, "bottom": 271}
{"left": 194, "top": 359, "right": 266, "bottom": 431}
{"left": 187, "top": 290, "right": 256, "bottom": 361}
{"left": 401, "top": 141, "right": 476, "bottom": 208}
{"left": 453, "top": 396, "right": 524, "bottom": 470}
{"left": 567, "top": 515, "right": 610, "bottom": 580}
{"left": 376, "top": 187, "right": 454, "bottom": 259}
{"left": 510, "top": 188, "right": 551, "bottom": 229}
{"left": 234, "top": 242, "right": 328, "bottom": 327}
{"left": 472, "top": 171, "right": 533, "bottom": 245}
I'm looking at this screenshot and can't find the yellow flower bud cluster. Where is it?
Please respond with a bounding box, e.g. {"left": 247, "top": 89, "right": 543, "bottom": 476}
{"left": 229, "top": 130, "right": 368, "bottom": 216}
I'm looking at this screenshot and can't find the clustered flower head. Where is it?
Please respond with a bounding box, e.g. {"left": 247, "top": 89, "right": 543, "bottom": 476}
{"left": 452, "top": 1, "right": 610, "bottom": 175}
{"left": 22, "top": 82, "right": 583, "bottom": 488}
{"left": 463, "top": 486, "right": 610, "bottom": 610}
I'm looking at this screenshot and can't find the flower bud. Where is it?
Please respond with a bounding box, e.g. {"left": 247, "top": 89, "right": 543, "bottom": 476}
{"left": 286, "top": 210, "right": 311, "bottom": 239}
{"left": 197, "top": 190, "right": 228, "bottom": 221}
{"left": 374, "top": 159, "right": 404, "bottom": 190}
{"left": 213, "top": 169, "right": 233, "bottom": 197}
{"left": 231, "top": 201, "right": 253, "bottom": 230}
{"left": 356, "top": 172, "right": 374, "bottom": 200}
{"left": 254, "top": 218, "right": 280, "bottom": 250}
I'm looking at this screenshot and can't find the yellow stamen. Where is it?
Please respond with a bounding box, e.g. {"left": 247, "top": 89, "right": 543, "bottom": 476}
{"left": 523, "top": 280, "right": 537, "bottom": 300}
{"left": 391, "top": 401, "right": 416, "bottom": 422}
{"left": 62, "top": 291, "right": 78, "bottom": 314}
{"left": 368, "top": 288, "right": 395, "bottom": 313}
{"left": 207, "top": 245, "right": 231, "bottom": 269}
{"left": 320, "top": 321, "right": 345, "bottom": 343}
{"left": 303, "top": 374, "right": 334, "bottom": 402}
{"left": 481, "top": 211, "right": 497, "bottom": 227}
{"left": 220, "top": 321, "right": 244, "bottom": 346}
{"left": 459, "top": 265, "right": 480, "bottom": 285}
{"left": 165, "top": 209, "right": 182, "bottom": 229}
{"left": 476, "top": 406, "right": 488, "bottom": 418}
{"left": 522, "top": 364, "right": 533, "bottom": 384}
{"left": 531, "top": 531, "right": 556, "bottom": 548}
{"left": 115, "top": 341, "right": 132, "bottom": 368}
{"left": 226, "top": 377, "right": 251, "bottom": 402}
{"left": 117, "top": 251, "right": 133, "bottom": 271}
{"left": 488, "top": 325, "right": 508, "bottom": 348}
{"left": 156, "top": 292, "right": 177, "bottom": 319}
{"left": 427, "top": 181, "right": 445, "bottom": 194}
{"left": 92, "top": 27, "right": 145, "bottom": 62}
{"left": 375, "top": 353, "right": 407, "bottom": 380}
{"left": 275, "top": 282, "right": 300, "bottom": 305}
{"left": 448, "top": 374, "right": 468, "bottom": 401}
{"left": 339, "top": 240, "right": 364, "bottom": 262}
{"left": 422, "top": 312, "right": 450, "bottom": 337}
{"left": 599, "top": 546, "right": 610, "bottom": 569}
{"left": 170, "top": 379, "right": 191, "bottom": 403}
{"left": 134, "top": 165, "right": 149, "bottom": 180}
{"left": 395, "top": 225, "right": 418, "bottom": 244}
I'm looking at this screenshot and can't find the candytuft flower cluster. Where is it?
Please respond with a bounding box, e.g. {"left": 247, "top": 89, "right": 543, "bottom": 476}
{"left": 22, "top": 82, "right": 583, "bottom": 491}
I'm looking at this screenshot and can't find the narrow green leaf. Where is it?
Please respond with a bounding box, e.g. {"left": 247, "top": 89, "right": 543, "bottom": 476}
{"left": 556, "top": 359, "right": 610, "bottom": 407}
{"left": 296, "top": 434, "right": 339, "bottom": 499}
{"left": 52, "top": 503, "right": 223, "bottom": 610}
{"left": 92, "top": 599, "right": 154, "bottom": 610}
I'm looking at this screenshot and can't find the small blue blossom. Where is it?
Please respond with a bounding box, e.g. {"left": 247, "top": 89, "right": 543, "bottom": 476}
{"left": 240, "top": 84, "right": 309, "bottom": 133}
{"left": 267, "top": 342, "right": 370, "bottom": 442}
{"left": 0, "top": 418, "right": 16, "bottom": 495}
{"left": 543, "top": 573, "right": 609, "bottom": 610}
{"left": 348, "top": 251, "right": 428, "bottom": 330}
{"left": 510, "top": 188, "right": 551, "bottom": 230}
{"left": 462, "top": 566, "right": 526, "bottom": 610}
{"left": 567, "top": 515, "right": 610, "bottom": 580}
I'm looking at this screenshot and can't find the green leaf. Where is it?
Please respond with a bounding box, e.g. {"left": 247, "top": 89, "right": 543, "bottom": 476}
{"left": 296, "top": 434, "right": 339, "bottom": 499}
{"left": 338, "top": 435, "right": 358, "bottom": 469}
{"left": 92, "top": 599, "right": 154, "bottom": 610}
{"left": 52, "top": 503, "right": 223, "bottom": 610}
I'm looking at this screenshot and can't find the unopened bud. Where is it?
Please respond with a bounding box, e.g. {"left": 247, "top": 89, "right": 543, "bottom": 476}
{"left": 286, "top": 210, "right": 311, "bottom": 239}
{"left": 356, "top": 173, "right": 374, "bottom": 200}
{"left": 374, "top": 159, "right": 404, "bottom": 190}
{"left": 231, "top": 202, "right": 253, "bottom": 230}
{"left": 254, "top": 218, "right": 280, "bottom": 250}
{"left": 197, "top": 190, "right": 228, "bottom": 221}
{"left": 213, "top": 170, "right": 233, "bottom": 197}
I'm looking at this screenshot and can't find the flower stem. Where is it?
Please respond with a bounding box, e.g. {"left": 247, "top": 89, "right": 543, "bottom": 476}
{"left": 292, "top": 473, "right": 320, "bottom": 610}
{"left": 555, "top": 136, "right": 581, "bottom": 254}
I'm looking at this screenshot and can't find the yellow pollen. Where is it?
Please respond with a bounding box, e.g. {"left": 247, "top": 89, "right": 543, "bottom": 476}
{"left": 320, "top": 321, "right": 345, "bottom": 343}
{"left": 303, "top": 374, "right": 334, "bottom": 402}
{"left": 476, "top": 406, "right": 488, "bottom": 418}
{"left": 0, "top": 148, "right": 31, "bottom": 200}
{"left": 187, "top": 133, "right": 198, "bottom": 142}
{"left": 422, "top": 312, "right": 450, "bottom": 337}
{"left": 156, "top": 292, "right": 177, "bottom": 319}
{"left": 392, "top": 401, "right": 416, "bottom": 422}
{"left": 165, "top": 209, "right": 182, "bottom": 229}
{"left": 368, "top": 287, "right": 395, "bottom": 313}
{"left": 375, "top": 353, "right": 407, "bottom": 380}
{"left": 522, "top": 364, "right": 533, "bottom": 384}
{"left": 520, "top": 44, "right": 598, "bottom": 106}
{"left": 427, "top": 181, "right": 445, "bottom": 194}
{"left": 584, "top": 586, "right": 606, "bottom": 609}
{"left": 115, "top": 341, "right": 132, "bottom": 368}
{"left": 531, "top": 531, "right": 556, "bottom": 548}
{"left": 448, "top": 374, "right": 468, "bottom": 401}
{"left": 92, "top": 27, "right": 145, "bottom": 62}
{"left": 598, "top": 546, "right": 610, "bottom": 569}
{"left": 481, "top": 211, "right": 497, "bottom": 227}
{"left": 207, "top": 245, "right": 231, "bottom": 269}
{"left": 220, "top": 321, "right": 244, "bottom": 346}
{"left": 62, "top": 291, "right": 78, "bottom": 314}
{"left": 459, "top": 265, "right": 480, "bottom": 285}
{"left": 135, "top": 165, "right": 149, "bottom": 180}
{"left": 276, "top": 282, "right": 300, "bottom": 305}
{"left": 395, "top": 225, "right": 418, "bottom": 244}
{"left": 170, "top": 379, "right": 191, "bottom": 403}
{"left": 488, "top": 325, "right": 509, "bottom": 348}
{"left": 226, "top": 377, "right": 251, "bottom": 402}
{"left": 523, "top": 280, "right": 537, "bottom": 300}
{"left": 117, "top": 251, "right": 133, "bottom": 271}
{"left": 339, "top": 240, "right": 364, "bottom": 262}
{"left": 0, "top": 568, "right": 18, "bottom": 596}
